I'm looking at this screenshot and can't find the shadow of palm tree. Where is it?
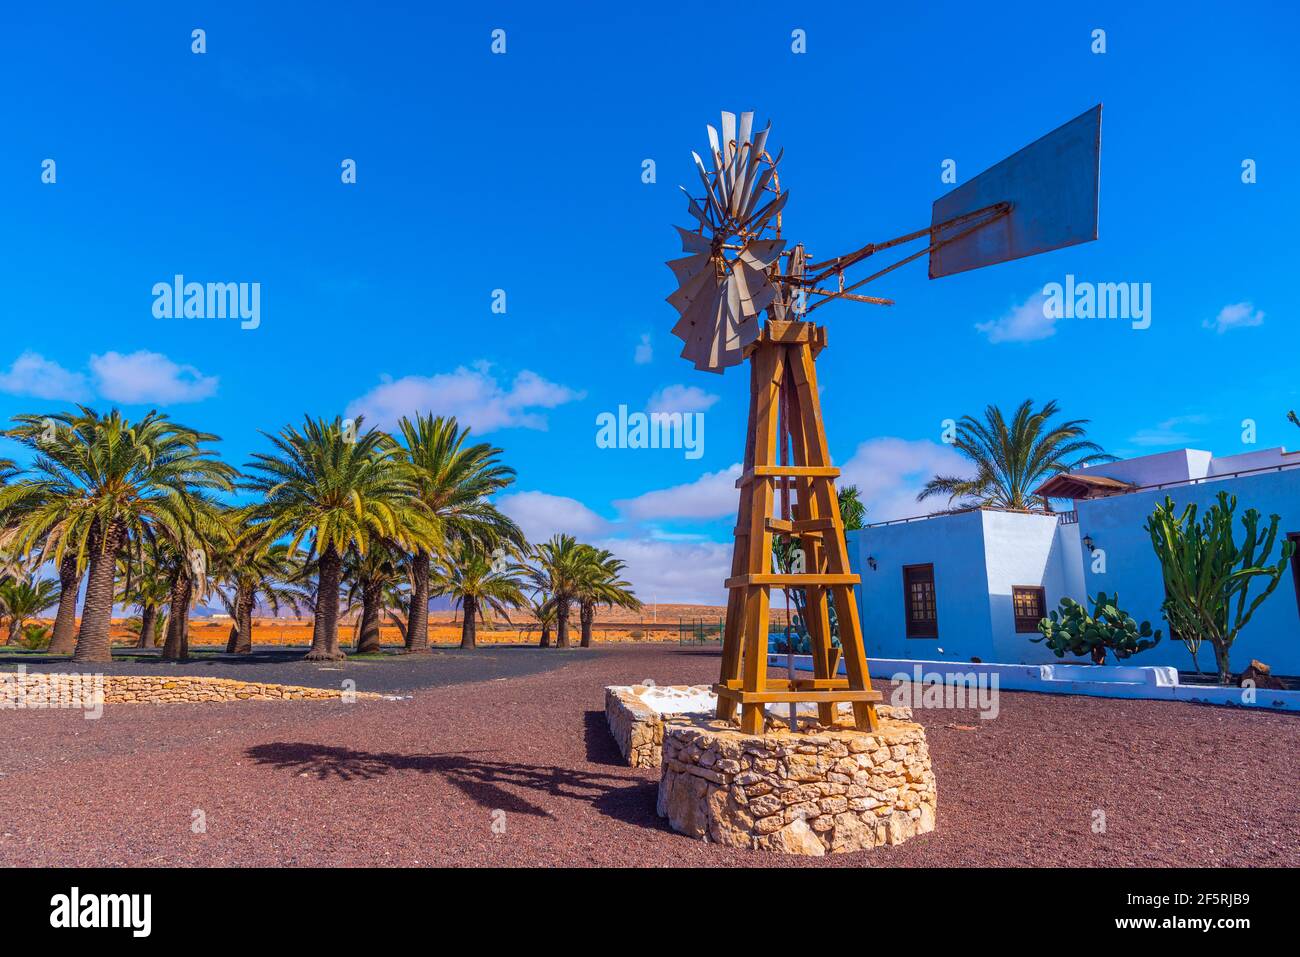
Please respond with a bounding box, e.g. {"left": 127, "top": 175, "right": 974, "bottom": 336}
{"left": 244, "top": 741, "right": 646, "bottom": 821}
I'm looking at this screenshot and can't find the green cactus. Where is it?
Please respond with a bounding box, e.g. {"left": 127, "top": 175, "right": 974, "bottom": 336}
{"left": 1145, "top": 491, "right": 1294, "bottom": 684}
{"left": 1033, "top": 591, "right": 1162, "bottom": 664}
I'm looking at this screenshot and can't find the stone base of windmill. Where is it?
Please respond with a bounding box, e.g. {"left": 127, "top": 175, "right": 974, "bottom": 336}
{"left": 656, "top": 708, "right": 936, "bottom": 856}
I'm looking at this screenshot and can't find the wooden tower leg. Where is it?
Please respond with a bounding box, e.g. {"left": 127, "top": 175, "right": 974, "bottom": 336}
{"left": 716, "top": 359, "right": 760, "bottom": 725}
{"left": 788, "top": 338, "right": 879, "bottom": 732}
{"left": 738, "top": 343, "right": 782, "bottom": 735}
{"left": 786, "top": 375, "right": 837, "bottom": 726}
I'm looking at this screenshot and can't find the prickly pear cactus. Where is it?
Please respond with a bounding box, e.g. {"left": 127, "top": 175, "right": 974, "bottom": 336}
{"left": 1033, "top": 591, "right": 1161, "bottom": 664}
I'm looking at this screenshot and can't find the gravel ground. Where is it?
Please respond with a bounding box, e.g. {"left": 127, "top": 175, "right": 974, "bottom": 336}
{"left": 1, "top": 644, "right": 581, "bottom": 694}
{"left": 0, "top": 644, "right": 1295, "bottom": 867}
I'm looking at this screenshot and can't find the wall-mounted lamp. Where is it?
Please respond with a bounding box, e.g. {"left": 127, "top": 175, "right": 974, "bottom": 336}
{"left": 1083, "top": 534, "right": 1097, "bottom": 553}
{"left": 867, "top": 556, "right": 878, "bottom": 571}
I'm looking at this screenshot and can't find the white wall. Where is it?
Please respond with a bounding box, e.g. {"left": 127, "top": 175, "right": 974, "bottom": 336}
{"left": 980, "top": 511, "right": 1087, "bottom": 663}
{"left": 1077, "top": 467, "right": 1300, "bottom": 674}
{"left": 1079, "top": 448, "right": 1212, "bottom": 486}
{"left": 1207, "top": 447, "right": 1294, "bottom": 475}
{"left": 850, "top": 511, "right": 995, "bottom": 663}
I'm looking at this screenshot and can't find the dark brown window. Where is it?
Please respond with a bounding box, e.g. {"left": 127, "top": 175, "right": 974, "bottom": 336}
{"left": 903, "top": 564, "right": 937, "bottom": 638}
{"left": 1012, "top": 586, "right": 1047, "bottom": 633}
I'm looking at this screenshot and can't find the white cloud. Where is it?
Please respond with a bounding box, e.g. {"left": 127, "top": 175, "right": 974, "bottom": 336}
{"left": 1203, "top": 302, "right": 1263, "bottom": 334}
{"left": 89, "top": 351, "right": 219, "bottom": 404}
{"left": 646, "top": 383, "right": 720, "bottom": 414}
{"left": 634, "top": 333, "right": 653, "bottom": 364}
{"left": 0, "top": 351, "right": 91, "bottom": 401}
{"left": 975, "top": 293, "right": 1055, "bottom": 344}
{"left": 839, "top": 437, "right": 971, "bottom": 523}
{"left": 1128, "top": 414, "right": 1209, "bottom": 447}
{"left": 347, "top": 363, "right": 584, "bottom": 433}
{"left": 614, "top": 463, "right": 742, "bottom": 521}
{"left": 592, "top": 537, "right": 731, "bottom": 605}
{"left": 497, "top": 491, "right": 611, "bottom": 543}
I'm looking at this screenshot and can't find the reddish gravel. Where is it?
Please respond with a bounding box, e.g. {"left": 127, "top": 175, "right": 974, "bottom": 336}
{"left": 0, "top": 644, "right": 1295, "bottom": 867}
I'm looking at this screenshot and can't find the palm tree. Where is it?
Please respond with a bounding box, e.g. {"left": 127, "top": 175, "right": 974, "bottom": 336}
{"left": 528, "top": 534, "right": 587, "bottom": 649}
{"left": 378, "top": 575, "right": 413, "bottom": 644}
{"left": 243, "top": 416, "right": 432, "bottom": 661}
{"left": 918, "top": 399, "right": 1115, "bottom": 513}
{"left": 159, "top": 505, "right": 229, "bottom": 662}
{"left": 431, "top": 541, "right": 527, "bottom": 649}
{"left": 116, "top": 540, "right": 172, "bottom": 649}
{"left": 342, "top": 542, "right": 406, "bottom": 654}
{"left": 211, "top": 511, "right": 300, "bottom": 654}
{"left": 573, "top": 546, "right": 640, "bottom": 648}
{"left": 0, "top": 575, "right": 59, "bottom": 645}
{"left": 0, "top": 458, "right": 84, "bottom": 655}
{"left": 1, "top": 408, "right": 236, "bottom": 663}
{"left": 524, "top": 592, "right": 556, "bottom": 647}
{"left": 395, "top": 414, "right": 521, "bottom": 653}
{"left": 837, "top": 484, "right": 867, "bottom": 531}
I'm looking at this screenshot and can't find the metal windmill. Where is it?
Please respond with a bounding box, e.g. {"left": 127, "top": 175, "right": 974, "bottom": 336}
{"left": 668, "top": 106, "right": 1102, "bottom": 735}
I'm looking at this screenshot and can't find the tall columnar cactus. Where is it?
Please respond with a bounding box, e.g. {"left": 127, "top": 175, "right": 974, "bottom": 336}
{"left": 1145, "top": 491, "right": 1295, "bottom": 684}
{"left": 1034, "top": 591, "right": 1161, "bottom": 664}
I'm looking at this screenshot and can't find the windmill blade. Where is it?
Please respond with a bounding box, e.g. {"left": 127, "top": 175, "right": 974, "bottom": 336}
{"left": 691, "top": 152, "right": 722, "bottom": 220}
{"left": 737, "top": 111, "right": 754, "bottom": 149}
{"left": 719, "top": 112, "right": 738, "bottom": 196}
{"left": 690, "top": 290, "right": 729, "bottom": 371}
{"left": 679, "top": 186, "right": 712, "bottom": 228}
{"left": 675, "top": 225, "right": 711, "bottom": 254}
{"left": 750, "top": 122, "right": 771, "bottom": 161}
{"left": 667, "top": 260, "right": 719, "bottom": 315}
{"left": 730, "top": 259, "right": 756, "bottom": 316}
{"left": 706, "top": 124, "right": 722, "bottom": 174}
{"left": 739, "top": 237, "right": 785, "bottom": 270}
{"left": 672, "top": 273, "right": 722, "bottom": 331}
{"left": 742, "top": 189, "right": 788, "bottom": 234}
{"left": 738, "top": 263, "right": 778, "bottom": 315}
{"left": 729, "top": 143, "right": 753, "bottom": 217}
{"left": 740, "top": 164, "right": 775, "bottom": 220}
{"left": 665, "top": 252, "right": 711, "bottom": 286}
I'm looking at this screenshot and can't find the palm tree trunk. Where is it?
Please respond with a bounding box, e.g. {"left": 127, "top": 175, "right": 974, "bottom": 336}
{"left": 72, "top": 521, "right": 124, "bottom": 663}
{"left": 5, "top": 617, "right": 20, "bottom": 645}
{"left": 459, "top": 595, "right": 478, "bottom": 649}
{"left": 226, "top": 586, "right": 254, "bottom": 654}
{"left": 356, "top": 578, "right": 383, "bottom": 654}
{"left": 555, "top": 600, "right": 570, "bottom": 649}
{"left": 49, "top": 553, "right": 81, "bottom": 655}
{"left": 162, "top": 572, "right": 192, "bottom": 661}
{"left": 306, "top": 544, "right": 345, "bottom": 661}
{"left": 138, "top": 604, "right": 157, "bottom": 648}
{"left": 405, "top": 549, "right": 430, "bottom": 653}
{"left": 579, "top": 601, "right": 594, "bottom": 648}
{"left": 237, "top": 593, "right": 254, "bottom": 654}
{"left": 539, "top": 623, "right": 551, "bottom": 647}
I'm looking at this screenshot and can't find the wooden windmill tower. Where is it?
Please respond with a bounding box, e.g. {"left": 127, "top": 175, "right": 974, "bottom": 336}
{"left": 667, "top": 107, "right": 1102, "bottom": 735}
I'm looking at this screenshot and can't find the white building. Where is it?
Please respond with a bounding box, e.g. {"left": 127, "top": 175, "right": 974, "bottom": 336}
{"left": 846, "top": 446, "right": 1300, "bottom": 674}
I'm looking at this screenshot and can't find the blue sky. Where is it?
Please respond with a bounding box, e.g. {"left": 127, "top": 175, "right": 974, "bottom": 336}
{"left": 1, "top": 1, "right": 1296, "bottom": 603}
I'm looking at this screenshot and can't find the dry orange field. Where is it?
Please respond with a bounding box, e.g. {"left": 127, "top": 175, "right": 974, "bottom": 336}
{"left": 34, "top": 604, "right": 792, "bottom": 648}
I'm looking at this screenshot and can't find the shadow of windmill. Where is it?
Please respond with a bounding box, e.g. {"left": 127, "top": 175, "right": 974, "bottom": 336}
{"left": 244, "top": 741, "right": 664, "bottom": 827}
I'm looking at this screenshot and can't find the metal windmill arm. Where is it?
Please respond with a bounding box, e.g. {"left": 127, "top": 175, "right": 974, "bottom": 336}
{"left": 796, "top": 201, "right": 1012, "bottom": 314}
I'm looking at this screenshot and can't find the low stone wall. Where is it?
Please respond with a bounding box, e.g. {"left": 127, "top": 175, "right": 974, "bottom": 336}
{"left": 605, "top": 685, "right": 665, "bottom": 767}
{"left": 657, "top": 707, "right": 936, "bottom": 855}
{"left": 1, "top": 673, "right": 383, "bottom": 706}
